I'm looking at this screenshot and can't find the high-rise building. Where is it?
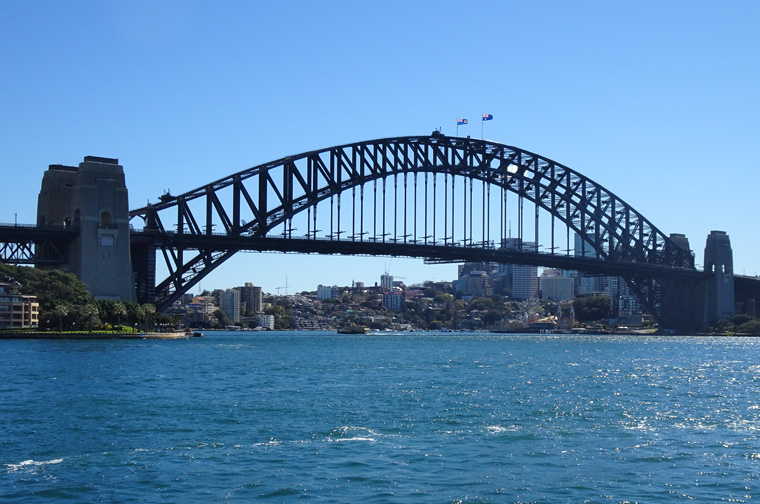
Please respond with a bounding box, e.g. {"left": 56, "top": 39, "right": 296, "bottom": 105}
{"left": 383, "top": 288, "right": 404, "bottom": 310}
{"left": 609, "top": 277, "right": 642, "bottom": 321}
{"left": 380, "top": 274, "right": 393, "bottom": 291}
{"left": 465, "top": 271, "right": 492, "bottom": 298}
{"left": 501, "top": 238, "right": 538, "bottom": 300}
{"left": 574, "top": 233, "right": 596, "bottom": 258}
{"left": 540, "top": 270, "right": 574, "bottom": 302}
{"left": 239, "top": 282, "right": 263, "bottom": 314}
{"left": 219, "top": 289, "right": 241, "bottom": 323}
{"left": 512, "top": 264, "right": 538, "bottom": 300}
{"left": 574, "top": 233, "right": 608, "bottom": 295}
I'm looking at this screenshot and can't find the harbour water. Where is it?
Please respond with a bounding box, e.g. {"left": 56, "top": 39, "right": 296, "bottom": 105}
{"left": 3, "top": 332, "right": 760, "bottom": 502}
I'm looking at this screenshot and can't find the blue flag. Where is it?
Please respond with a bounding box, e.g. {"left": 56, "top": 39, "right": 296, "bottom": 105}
{"left": 457, "top": 118, "right": 468, "bottom": 125}
{"left": 482, "top": 114, "right": 493, "bottom": 121}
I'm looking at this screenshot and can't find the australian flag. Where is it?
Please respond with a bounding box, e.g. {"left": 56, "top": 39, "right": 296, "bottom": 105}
{"left": 457, "top": 118, "right": 468, "bottom": 125}
{"left": 482, "top": 114, "right": 493, "bottom": 121}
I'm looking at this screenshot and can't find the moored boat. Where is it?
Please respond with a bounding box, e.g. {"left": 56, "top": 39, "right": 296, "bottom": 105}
{"left": 337, "top": 325, "right": 370, "bottom": 334}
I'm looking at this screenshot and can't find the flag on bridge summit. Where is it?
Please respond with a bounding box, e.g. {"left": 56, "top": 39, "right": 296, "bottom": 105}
{"left": 457, "top": 118, "right": 468, "bottom": 125}
{"left": 482, "top": 114, "right": 493, "bottom": 121}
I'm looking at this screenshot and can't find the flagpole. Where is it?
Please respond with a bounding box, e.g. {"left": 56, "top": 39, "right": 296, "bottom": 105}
{"left": 481, "top": 114, "right": 493, "bottom": 139}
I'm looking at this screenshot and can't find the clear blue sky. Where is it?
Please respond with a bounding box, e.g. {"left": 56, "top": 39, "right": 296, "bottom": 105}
{"left": 1, "top": 1, "right": 758, "bottom": 294}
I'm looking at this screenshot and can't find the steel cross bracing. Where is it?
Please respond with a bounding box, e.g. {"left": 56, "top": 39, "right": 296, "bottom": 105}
{"left": 0, "top": 224, "right": 76, "bottom": 265}
{"left": 129, "top": 135, "right": 698, "bottom": 317}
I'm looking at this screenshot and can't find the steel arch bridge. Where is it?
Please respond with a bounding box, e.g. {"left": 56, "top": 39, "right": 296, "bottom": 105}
{"left": 129, "top": 134, "right": 701, "bottom": 327}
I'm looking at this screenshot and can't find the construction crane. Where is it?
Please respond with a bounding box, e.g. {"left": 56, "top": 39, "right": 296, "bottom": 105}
{"left": 276, "top": 277, "right": 289, "bottom": 296}
{"left": 383, "top": 260, "right": 405, "bottom": 280}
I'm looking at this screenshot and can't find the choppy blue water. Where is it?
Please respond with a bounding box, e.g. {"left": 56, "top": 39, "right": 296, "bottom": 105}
{"left": 2, "top": 332, "right": 760, "bottom": 503}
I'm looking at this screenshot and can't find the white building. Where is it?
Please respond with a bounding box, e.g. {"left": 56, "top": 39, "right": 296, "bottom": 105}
{"left": 257, "top": 314, "right": 275, "bottom": 330}
{"left": 317, "top": 284, "right": 339, "bottom": 300}
{"left": 512, "top": 264, "right": 538, "bottom": 300}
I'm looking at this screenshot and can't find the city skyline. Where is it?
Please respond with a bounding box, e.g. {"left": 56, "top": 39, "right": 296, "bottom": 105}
{"left": 2, "top": 1, "right": 759, "bottom": 294}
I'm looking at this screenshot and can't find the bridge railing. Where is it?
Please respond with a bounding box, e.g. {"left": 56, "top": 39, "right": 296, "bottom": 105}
{"left": 0, "top": 223, "right": 37, "bottom": 228}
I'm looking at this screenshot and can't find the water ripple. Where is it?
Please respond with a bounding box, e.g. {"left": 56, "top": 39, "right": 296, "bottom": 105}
{"left": 3, "top": 333, "right": 760, "bottom": 502}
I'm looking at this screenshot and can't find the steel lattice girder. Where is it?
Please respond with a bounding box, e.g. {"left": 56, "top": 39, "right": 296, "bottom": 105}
{"left": 0, "top": 225, "right": 74, "bottom": 265}
{"left": 0, "top": 240, "right": 35, "bottom": 263}
{"left": 129, "top": 135, "right": 696, "bottom": 314}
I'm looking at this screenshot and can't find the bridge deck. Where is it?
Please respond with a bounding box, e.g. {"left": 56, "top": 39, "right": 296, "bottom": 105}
{"left": 132, "top": 230, "right": 707, "bottom": 280}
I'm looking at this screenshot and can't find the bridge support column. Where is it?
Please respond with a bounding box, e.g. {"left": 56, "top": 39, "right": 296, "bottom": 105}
{"left": 651, "top": 233, "right": 699, "bottom": 331}
{"left": 702, "top": 230, "right": 735, "bottom": 326}
{"left": 37, "top": 157, "right": 136, "bottom": 302}
{"left": 658, "top": 275, "right": 701, "bottom": 331}
{"left": 130, "top": 241, "right": 156, "bottom": 305}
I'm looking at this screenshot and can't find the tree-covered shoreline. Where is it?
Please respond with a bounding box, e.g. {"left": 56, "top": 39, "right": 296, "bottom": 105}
{"left": 0, "top": 264, "right": 178, "bottom": 332}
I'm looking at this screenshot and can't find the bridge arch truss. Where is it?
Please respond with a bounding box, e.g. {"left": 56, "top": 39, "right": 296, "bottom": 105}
{"left": 130, "top": 134, "right": 696, "bottom": 323}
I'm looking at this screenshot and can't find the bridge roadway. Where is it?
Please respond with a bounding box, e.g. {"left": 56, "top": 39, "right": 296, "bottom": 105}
{"left": 0, "top": 223, "right": 77, "bottom": 264}
{"left": 0, "top": 222, "right": 730, "bottom": 282}
{"left": 4, "top": 223, "right": 760, "bottom": 327}
{"left": 131, "top": 229, "right": 708, "bottom": 281}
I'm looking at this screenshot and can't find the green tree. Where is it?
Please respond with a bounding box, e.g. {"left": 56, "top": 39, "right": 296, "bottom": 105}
{"left": 434, "top": 293, "right": 454, "bottom": 304}
{"left": 738, "top": 319, "right": 760, "bottom": 335}
{"left": 123, "top": 301, "right": 141, "bottom": 330}
{"left": 0, "top": 264, "right": 94, "bottom": 330}
{"left": 468, "top": 297, "right": 494, "bottom": 311}
{"left": 141, "top": 304, "right": 157, "bottom": 331}
{"left": 78, "top": 303, "right": 100, "bottom": 332}
{"left": 573, "top": 296, "right": 611, "bottom": 322}
{"left": 113, "top": 302, "right": 127, "bottom": 330}
{"left": 730, "top": 314, "right": 753, "bottom": 327}
{"left": 96, "top": 299, "right": 127, "bottom": 329}
{"left": 214, "top": 308, "right": 234, "bottom": 327}
{"left": 50, "top": 302, "right": 71, "bottom": 332}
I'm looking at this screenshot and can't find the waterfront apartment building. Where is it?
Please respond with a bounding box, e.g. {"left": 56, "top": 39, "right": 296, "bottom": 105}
{"left": 0, "top": 283, "right": 39, "bottom": 328}
{"left": 257, "top": 314, "right": 275, "bottom": 330}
